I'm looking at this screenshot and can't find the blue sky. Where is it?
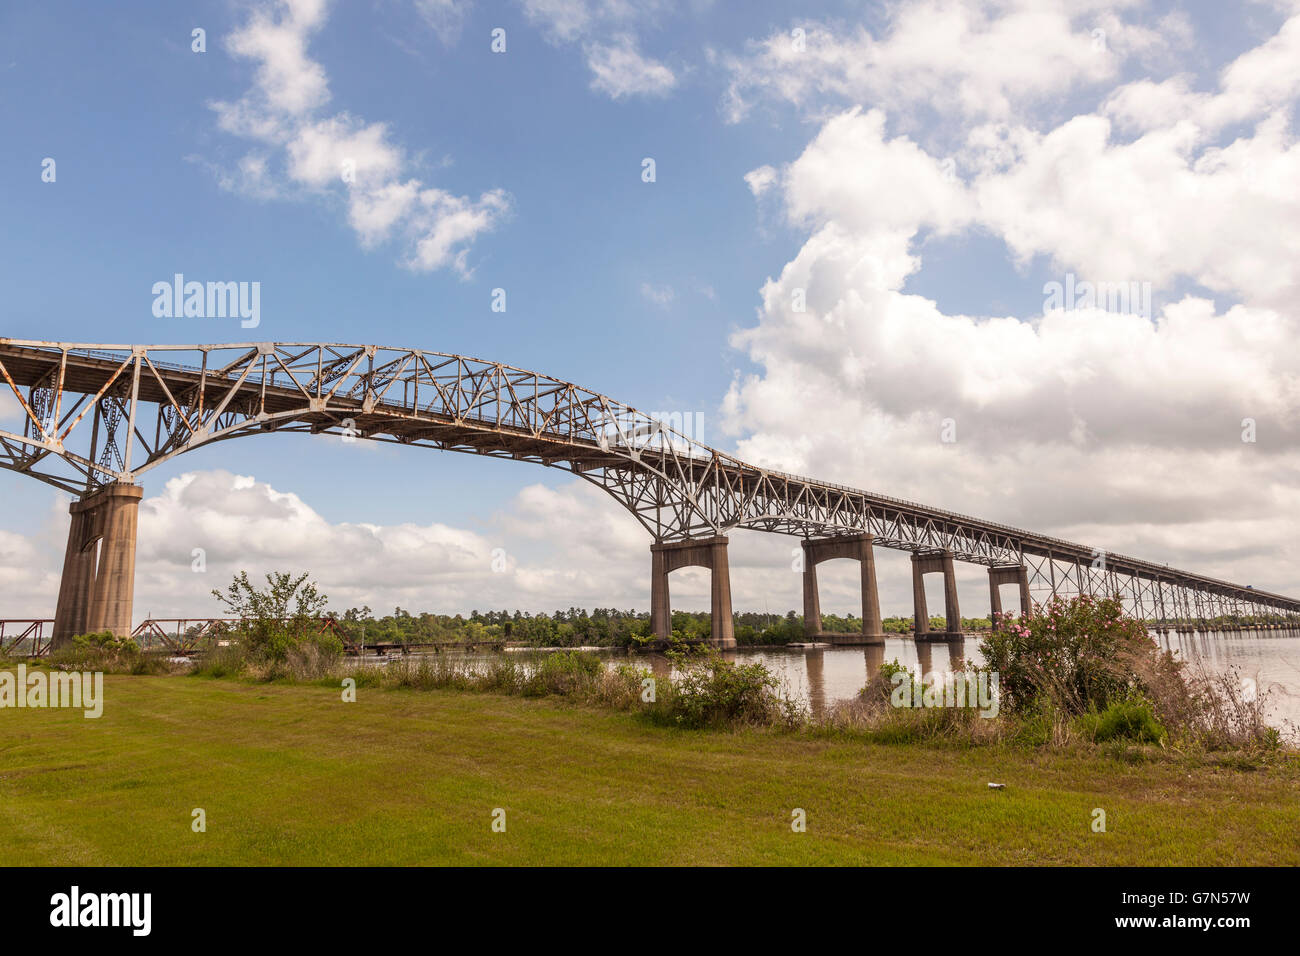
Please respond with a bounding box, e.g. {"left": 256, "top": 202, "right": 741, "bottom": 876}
{"left": 3, "top": 0, "right": 1300, "bottom": 618}
{"left": 2, "top": 0, "right": 809, "bottom": 528}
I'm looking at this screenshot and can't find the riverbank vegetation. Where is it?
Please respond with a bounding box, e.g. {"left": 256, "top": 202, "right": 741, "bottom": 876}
{"left": 17, "top": 576, "right": 1290, "bottom": 769}
{"left": 326, "top": 606, "right": 992, "bottom": 647}
{"left": 832, "top": 595, "right": 1287, "bottom": 759}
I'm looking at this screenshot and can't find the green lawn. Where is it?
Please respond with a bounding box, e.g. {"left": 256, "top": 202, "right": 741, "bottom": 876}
{"left": 1, "top": 675, "right": 1297, "bottom": 865}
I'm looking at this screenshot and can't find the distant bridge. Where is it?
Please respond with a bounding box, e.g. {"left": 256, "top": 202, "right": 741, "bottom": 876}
{"left": 2, "top": 339, "right": 1296, "bottom": 648}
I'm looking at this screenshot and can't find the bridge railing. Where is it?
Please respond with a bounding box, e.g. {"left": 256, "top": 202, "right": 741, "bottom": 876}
{"left": 0, "top": 619, "right": 53, "bottom": 657}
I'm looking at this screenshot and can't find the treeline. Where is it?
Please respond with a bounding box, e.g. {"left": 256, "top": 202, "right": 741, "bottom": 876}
{"left": 328, "top": 606, "right": 995, "bottom": 648}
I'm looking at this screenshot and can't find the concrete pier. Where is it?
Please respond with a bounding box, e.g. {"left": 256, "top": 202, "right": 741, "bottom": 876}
{"left": 988, "top": 565, "right": 1032, "bottom": 630}
{"left": 912, "top": 550, "right": 962, "bottom": 640}
{"left": 52, "top": 483, "right": 143, "bottom": 649}
{"left": 801, "top": 532, "right": 885, "bottom": 645}
{"left": 650, "top": 536, "right": 735, "bottom": 648}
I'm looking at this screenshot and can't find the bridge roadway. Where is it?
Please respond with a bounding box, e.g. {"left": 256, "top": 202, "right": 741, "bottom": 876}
{"left": 1, "top": 339, "right": 1296, "bottom": 648}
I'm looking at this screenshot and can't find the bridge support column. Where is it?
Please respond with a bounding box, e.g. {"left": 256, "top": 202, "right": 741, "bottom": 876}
{"left": 988, "top": 565, "right": 1031, "bottom": 630}
{"left": 649, "top": 536, "right": 735, "bottom": 649}
{"left": 912, "top": 551, "right": 962, "bottom": 641}
{"left": 801, "top": 533, "right": 884, "bottom": 644}
{"left": 52, "top": 483, "right": 143, "bottom": 650}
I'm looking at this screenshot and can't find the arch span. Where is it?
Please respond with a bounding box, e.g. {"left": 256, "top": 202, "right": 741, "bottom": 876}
{"left": 1, "top": 339, "right": 1297, "bottom": 647}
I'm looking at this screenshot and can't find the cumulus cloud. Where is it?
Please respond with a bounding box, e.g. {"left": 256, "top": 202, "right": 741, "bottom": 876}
{"left": 716, "top": 1, "right": 1149, "bottom": 127}
{"left": 1105, "top": 12, "right": 1300, "bottom": 136}
{"left": 209, "top": 0, "right": 508, "bottom": 275}
{"left": 721, "top": 5, "right": 1300, "bottom": 593}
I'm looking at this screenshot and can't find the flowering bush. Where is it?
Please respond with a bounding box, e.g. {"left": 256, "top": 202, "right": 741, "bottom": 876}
{"left": 980, "top": 595, "right": 1160, "bottom": 716}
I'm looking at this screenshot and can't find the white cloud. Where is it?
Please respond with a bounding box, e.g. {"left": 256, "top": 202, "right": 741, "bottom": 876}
{"left": 520, "top": 0, "right": 678, "bottom": 100}
{"left": 585, "top": 35, "right": 677, "bottom": 98}
{"left": 1104, "top": 14, "right": 1300, "bottom": 135}
{"left": 415, "top": 0, "right": 472, "bottom": 44}
{"left": 0, "top": 390, "right": 22, "bottom": 425}
{"left": 743, "top": 164, "right": 777, "bottom": 197}
{"left": 639, "top": 281, "right": 675, "bottom": 306}
{"left": 974, "top": 112, "right": 1300, "bottom": 307}
{"left": 717, "top": 1, "right": 1177, "bottom": 129}
{"left": 209, "top": 0, "right": 508, "bottom": 275}
{"left": 721, "top": 7, "right": 1300, "bottom": 594}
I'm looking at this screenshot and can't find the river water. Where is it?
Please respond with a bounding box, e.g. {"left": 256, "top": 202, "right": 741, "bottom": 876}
{"left": 356, "top": 629, "right": 1300, "bottom": 731}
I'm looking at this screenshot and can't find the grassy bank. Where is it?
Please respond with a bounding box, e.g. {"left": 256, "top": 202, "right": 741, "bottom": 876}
{"left": 1, "top": 674, "right": 1298, "bottom": 865}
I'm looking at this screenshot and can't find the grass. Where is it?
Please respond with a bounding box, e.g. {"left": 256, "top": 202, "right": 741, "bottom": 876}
{"left": 1, "top": 674, "right": 1298, "bottom": 865}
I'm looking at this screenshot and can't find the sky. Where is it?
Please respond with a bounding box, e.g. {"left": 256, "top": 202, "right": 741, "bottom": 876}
{"left": 2, "top": 0, "right": 1300, "bottom": 623}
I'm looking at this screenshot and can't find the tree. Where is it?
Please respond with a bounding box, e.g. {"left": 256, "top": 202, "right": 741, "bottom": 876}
{"left": 212, "top": 571, "right": 332, "bottom": 660}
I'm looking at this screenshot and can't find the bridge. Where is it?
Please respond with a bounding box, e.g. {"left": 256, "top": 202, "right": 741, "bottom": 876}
{"left": 2, "top": 338, "right": 1297, "bottom": 649}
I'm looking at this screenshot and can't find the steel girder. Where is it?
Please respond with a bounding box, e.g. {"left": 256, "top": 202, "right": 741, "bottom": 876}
{"left": 2, "top": 339, "right": 1298, "bottom": 626}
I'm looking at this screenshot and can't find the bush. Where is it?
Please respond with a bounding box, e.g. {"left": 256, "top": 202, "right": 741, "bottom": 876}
{"left": 274, "top": 641, "right": 341, "bottom": 681}
{"left": 585, "top": 663, "right": 650, "bottom": 710}
{"left": 650, "top": 654, "right": 793, "bottom": 729}
{"left": 524, "top": 650, "right": 603, "bottom": 697}
{"left": 981, "top": 596, "right": 1287, "bottom": 753}
{"left": 1081, "top": 696, "right": 1167, "bottom": 744}
{"left": 1176, "top": 663, "right": 1284, "bottom": 753}
{"left": 980, "top": 594, "right": 1160, "bottom": 716}
{"left": 212, "top": 570, "right": 337, "bottom": 665}
{"left": 49, "top": 631, "right": 144, "bottom": 673}
{"left": 191, "top": 643, "right": 249, "bottom": 679}
{"left": 478, "top": 657, "right": 524, "bottom": 694}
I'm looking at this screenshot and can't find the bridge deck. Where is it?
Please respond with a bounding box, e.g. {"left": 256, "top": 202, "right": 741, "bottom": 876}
{"left": 2, "top": 339, "right": 1295, "bottom": 614}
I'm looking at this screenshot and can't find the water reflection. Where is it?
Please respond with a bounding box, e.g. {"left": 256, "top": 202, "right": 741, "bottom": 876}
{"left": 728, "top": 637, "right": 980, "bottom": 719}
{"left": 805, "top": 649, "right": 826, "bottom": 716}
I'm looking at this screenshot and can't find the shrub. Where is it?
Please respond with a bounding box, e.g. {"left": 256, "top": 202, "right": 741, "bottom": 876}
{"left": 524, "top": 650, "right": 603, "bottom": 697}
{"left": 1176, "top": 663, "right": 1284, "bottom": 753}
{"left": 49, "top": 630, "right": 148, "bottom": 673}
{"left": 72, "top": 631, "right": 138, "bottom": 654}
{"left": 1081, "top": 695, "right": 1167, "bottom": 744}
{"left": 276, "top": 641, "right": 341, "bottom": 681}
{"left": 651, "top": 654, "right": 792, "bottom": 729}
{"left": 478, "top": 657, "right": 524, "bottom": 694}
{"left": 982, "top": 596, "right": 1287, "bottom": 753}
{"left": 191, "top": 643, "right": 249, "bottom": 679}
{"left": 212, "top": 571, "right": 337, "bottom": 664}
{"left": 980, "top": 594, "right": 1161, "bottom": 716}
{"left": 385, "top": 656, "right": 473, "bottom": 691}
{"left": 585, "top": 663, "right": 650, "bottom": 710}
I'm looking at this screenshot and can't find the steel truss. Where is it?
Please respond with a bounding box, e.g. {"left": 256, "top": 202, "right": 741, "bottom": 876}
{"left": 2, "top": 339, "right": 1297, "bottom": 628}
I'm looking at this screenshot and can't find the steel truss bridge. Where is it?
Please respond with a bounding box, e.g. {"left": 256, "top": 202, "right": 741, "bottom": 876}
{"left": 1, "top": 339, "right": 1296, "bottom": 647}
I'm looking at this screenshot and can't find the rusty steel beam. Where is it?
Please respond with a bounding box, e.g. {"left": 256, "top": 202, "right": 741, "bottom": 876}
{"left": 1, "top": 338, "right": 1297, "bottom": 626}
